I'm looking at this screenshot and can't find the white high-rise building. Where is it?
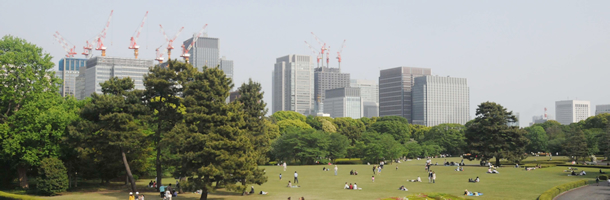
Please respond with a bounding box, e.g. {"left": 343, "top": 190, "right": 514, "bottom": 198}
{"left": 412, "top": 76, "right": 470, "bottom": 126}
{"left": 79, "top": 57, "right": 153, "bottom": 99}
{"left": 555, "top": 100, "right": 591, "bottom": 125}
{"left": 596, "top": 104, "right": 610, "bottom": 115}
{"left": 350, "top": 79, "right": 378, "bottom": 103}
{"left": 272, "top": 55, "right": 314, "bottom": 115}
{"left": 323, "top": 87, "right": 363, "bottom": 119}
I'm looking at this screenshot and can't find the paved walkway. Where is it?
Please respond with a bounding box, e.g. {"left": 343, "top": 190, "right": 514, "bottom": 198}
{"left": 556, "top": 184, "right": 610, "bottom": 200}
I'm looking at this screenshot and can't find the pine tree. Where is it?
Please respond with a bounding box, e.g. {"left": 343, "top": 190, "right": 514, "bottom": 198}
{"left": 564, "top": 129, "right": 589, "bottom": 163}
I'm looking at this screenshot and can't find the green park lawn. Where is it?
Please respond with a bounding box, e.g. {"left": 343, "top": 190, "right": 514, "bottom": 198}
{"left": 35, "top": 157, "right": 598, "bottom": 200}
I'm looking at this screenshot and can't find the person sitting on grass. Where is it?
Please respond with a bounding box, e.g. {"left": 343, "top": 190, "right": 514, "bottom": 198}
{"left": 344, "top": 182, "right": 349, "bottom": 189}
{"left": 571, "top": 170, "right": 576, "bottom": 176}
{"left": 492, "top": 169, "right": 499, "bottom": 174}
{"left": 349, "top": 183, "right": 353, "bottom": 189}
{"left": 398, "top": 185, "right": 408, "bottom": 191}
{"left": 408, "top": 176, "right": 422, "bottom": 182}
{"left": 353, "top": 183, "right": 358, "bottom": 190}
{"left": 259, "top": 191, "right": 268, "bottom": 195}
{"left": 580, "top": 170, "right": 586, "bottom": 176}
{"left": 354, "top": 170, "right": 358, "bottom": 175}
{"left": 287, "top": 181, "right": 299, "bottom": 188}
{"left": 600, "top": 169, "right": 606, "bottom": 174}
{"left": 487, "top": 168, "right": 492, "bottom": 173}
{"left": 475, "top": 177, "right": 480, "bottom": 182}
{"left": 515, "top": 163, "right": 519, "bottom": 168}
{"left": 350, "top": 170, "right": 354, "bottom": 175}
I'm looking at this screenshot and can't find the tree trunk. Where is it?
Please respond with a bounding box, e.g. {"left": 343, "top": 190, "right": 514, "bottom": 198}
{"left": 495, "top": 157, "right": 500, "bottom": 167}
{"left": 121, "top": 148, "right": 137, "bottom": 193}
{"left": 155, "top": 128, "right": 163, "bottom": 192}
{"left": 74, "top": 172, "right": 77, "bottom": 187}
{"left": 17, "top": 165, "right": 28, "bottom": 188}
{"left": 200, "top": 176, "right": 209, "bottom": 200}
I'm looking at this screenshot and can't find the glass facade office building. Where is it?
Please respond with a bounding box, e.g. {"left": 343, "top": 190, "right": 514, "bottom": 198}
{"left": 184, "top": 36, "right": 220, "bottom": 71}
{"left": 323, "top": 87, "right": 363, "bottom": 119}
{"left": 272, "top": 55, "right": 314, "bottom": 115}
{"left": 78, "top": 57, "right": 153, "bottom": 99}
{"left": 379, "top": 67, "right": 431, "bottom": 122}
{"left": 412, "top": 76, "right": 470, "bottom": 126}
{"left": 57, "top": 58, "right": 87, "bottom": 97}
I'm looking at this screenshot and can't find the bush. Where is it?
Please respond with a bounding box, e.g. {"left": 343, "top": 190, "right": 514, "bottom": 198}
{"left": 599, "top": 175, "right": 608, "bottom": 180}
{"left": 557, "top": 164, "right": 610, "bottom": 169}
{"left": 334, "top": 158, "right": 363, "bottom": 165}
{"left": 538, "top": 180, "right": 589, "bottom": 200}
{"left": 35, "top": 158, "right": 69, "bottom": 196}
{"left": 0, "top": 191, "right": 42, "bottom": 200}
{"left": 268, "top": 161, "right": 278, "bottom": 165}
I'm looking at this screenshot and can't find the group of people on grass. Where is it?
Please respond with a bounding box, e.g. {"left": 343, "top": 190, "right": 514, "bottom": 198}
{"left": 349, "top": 169, "right": 359, "bottom": 175}
{"left": 344, "top": 182, "right": 361, "bottom": 190}
{"left": 128, "top": 192, "right": 145, "bottom": 200}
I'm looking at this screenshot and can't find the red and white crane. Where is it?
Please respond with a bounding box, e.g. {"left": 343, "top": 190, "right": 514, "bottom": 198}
{"left": 159, "top": 25, "right": 184, "bottom": 61}
{"left": 53, "top": 32, "right": 77, "bottom": 58}
{"left": 311, "top": 32, "right": 328, "bottom": 66}
{"left": 326, "top": 46, "right": 330, "bottom": 68}
{"left": 336, "top": 39, "right": 346, "bottom": 69}
{"left": 129, "top": 11, "right": 148, "bottom": 59}
{"left": 89, "top": 10, "right": 113, "bottom": 57}
{"left": 181, "top": 24, "right": 208, "bottom": 63}
{"left": 304, "top": 41, "right": 321, "bottom": 67}
{"left": 155, "top": 45, "right": 166, "bottom": 63}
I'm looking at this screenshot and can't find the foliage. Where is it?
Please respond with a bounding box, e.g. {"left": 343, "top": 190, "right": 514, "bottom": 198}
{"left": 354, "top": 132, "right": 403, "bottom": 163}
{"left": 538, "top": 180, "right": 589, "bottom": 200}
{"left": 334, "top": 117, "right": 366, "bottom": 144}
{"left": 421, "top": 123, "right": 466, "bottom": 155}
{"left": 272, "top": 128, "right": 330, "bottom": 164}
{"left": 0, "top": 191, "right": 42, "bottom": 200}
{"left": 35, "top": 157, "right": 69, "bottom": 195}
{"left": 376, "top": 116, "right": 409, "bottom": 124}
{"left": 277, "top": 119, "right": 312, "bottom": 133}
{"left": 382, "top": 193, "right": 471, "bottom": 200}
{"left": 410, "top": 124, "right": 430, "bottom": 141}
{"left": 328, "top": 133, "right": 350, "bottom": 161}
{"left": 525, "top": 126, "right": 549, "bottom": 153}
{"left": 464, "top": 102, "right": 529, "bottom": 166}
{"left": 333, "top": 158, "right": 364, "bottom": 165}
{"left": 563, "top": 130, "right": 589, "bottom": 163}
{"left": 370, "top": 120, "right": 411, "bottom": 144}
{"left": 271, "top": 110, "right": 306, "bottom": 122}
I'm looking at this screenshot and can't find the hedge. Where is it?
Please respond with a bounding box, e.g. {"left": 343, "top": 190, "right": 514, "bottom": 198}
{"left": 537, "top": 180, "right": 589, "bottom": 200}
{"left": 334, "top": 158, "right": 363, "bottom": 165}
{"left": 0, "top": 191, "right": 42, "bottom": 200}
{"left": 381, "top": 192, "right": 472, "bottom": 200}
{"left": 599, "top": 174, "right": 608, "bottom": 180}
{"left": 557, "top": 164, "right": 610, "bottom": 169}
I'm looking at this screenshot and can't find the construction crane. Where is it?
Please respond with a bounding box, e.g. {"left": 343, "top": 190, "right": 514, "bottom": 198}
{"left": 304, "top": 41, "right": 321, "bottom": 67}
{"left": 129, "top": 11, "right": 149, "bottom": 59}
{"left": 95, "top": 10, "right": 114, "bottom": 57}
{"left": 311, "top": 32, "right": 327, "bottom": 66}
{"left": 82, "top": 41, "right": 93, "bottom": 57}
{"left": 181, "top": 24, "right": 208, "bottom": 63}
{"left": 155, "top": 45, "right": 165, "bottom": 63}
{"left": 326, "top": 46, "right": 330, "bottom": 68}
{"left": 336, "top": 39, "right": 346, "bottom": 69}
{"left": 53, "top": 32, "right": 77, "bottom": 58}
{"left": 159, "top": 25, "right": 184, "bottom": 61}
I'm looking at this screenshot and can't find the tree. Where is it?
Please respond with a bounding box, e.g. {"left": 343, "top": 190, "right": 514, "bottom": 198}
{"left": 410, "top": 124, "right": 430, "bottom": 142}
{"left": 464, "top": 102, "right": 530, "bottom": 166}
{"left": 422, "top": 124, "right": 466, "bottom": 155}
{"left": 143, "top": 60, "right": 195, "bottom": 191}
{"left": 328, "top": 133, "right": 350, "bottom": 162}
{"left": 36, "top": 157, "right": 69, "bottom": 195}
{"left": 379, "top": 134, "right": 404, "bottom": 162}
{"left": 334, "top": 117, "right": 366, "bottom": 144}
{"left": 165, "top": 66, "right": 261, "bottom": 200}
{"left": 237, "top": 79, "right": 280, "bottom": 166}
{"left": 0, "top": 35, "right": 59, "bottom": 188}
{"left": 73, "top": 77, "right": 150, "bottom": 193}
{"left": 525, "top": 126, "right": 549, "bottom": 153}
{"left": 271, "top": 111, "right": 306, "bottom": 122}
{"left": 277, "top": 119, "right": 312, "bottom": 133}
{"left": 370, "top": 120, "right": 411, "bottom": 144}
{"left": 563, "top": 130, "right": 589, "bottom": 163}
{"left": 403, "top": 142, "right": 422, "bottom": 158}
{"left": 377, "top": 116, "right": 409, "bottom": 124}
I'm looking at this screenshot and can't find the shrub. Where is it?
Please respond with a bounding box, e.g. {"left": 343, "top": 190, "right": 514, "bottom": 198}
{"left": 0, "top": 191, "right": 42, "bottom": 200}
{"left": 35, "top": 158, "right": 69, "bottom": 196}
{"left": 538, "top": 180, "right": 589, "bottom": 200}
{"left": 599, "top": 175, "right": 608, "bottom": 180}
{"left": 334, "top": 158, "right": 363, "bottom": 165}
{"left": 268, "top": 161, "right": 278, "bottom": 165}
{"left": 557, "top": 164, "right": 610, "bottom": 169}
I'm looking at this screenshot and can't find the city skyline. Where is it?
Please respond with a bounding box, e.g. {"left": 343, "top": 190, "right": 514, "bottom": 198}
{"left": 3, "top": 0, "right": 610, "bottom": 124}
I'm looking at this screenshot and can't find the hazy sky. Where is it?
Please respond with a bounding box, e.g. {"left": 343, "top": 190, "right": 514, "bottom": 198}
{"left": 2, "top": 0, "right": 610, "bottom": 125}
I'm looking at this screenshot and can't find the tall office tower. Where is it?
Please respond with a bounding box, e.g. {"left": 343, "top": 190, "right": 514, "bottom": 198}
{"left": 183, "top": 34, "right": 220, "bottom": 71}
{"left": 379, "top": 67, "right": 431, "bottom": 122}
{"left": 81, "top": 57, "right": 153, "bottom": 99}
{"left": 350, "top": 79, "right": 378, "bottom": 103}
{"left": 314, "top": 66, "right": 350, "bottom": 113}
{"left": 75, "top": 67, "right": 87, "bottom": 100}
{"left": 596, "top": 104, "right": 610, "bottom": 115}
{"left": 323, "top": 87, "right": 363, "bottom": 119}
{"left": 219, "top": 56, "right": 234, "bottom": 81}
{"left": 351, "top": 79, "right": 379, "bottom": 117}
{"left": 57, "top": 58, "right": 87, "bottom": 97}
{"left": 508, "top": 112, "right": 520, "bottom": 127}
{"left": 412, "top": 76, "right": 469, "bottom": 126}
{"left": 555, "top": 100, "right": 591, "bottom": 125}
{"left": 272, "top": 55, "right": 314, "bottom": 115}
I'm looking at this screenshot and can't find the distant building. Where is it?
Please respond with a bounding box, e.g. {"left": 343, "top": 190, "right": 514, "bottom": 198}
{"left": 79, "top": 57, "right": 153, "bottom": 99}
{"left": 314, "top": 67, "right": 350, "bottom": 113}
{"left": 555, "top": 100, "right": 591, "bottom": 125}
{"left": 363, "top": 102, "right": 379, "bottom": 118}
{"left": 272, "top": 55, "right": 314, "bottom": 115}
{"left": 529, "top": 115, "right": 548, "bottom": 126}
{"left": 412, "top": 75, "right": 469, "bottom": 126}
{"left": 379, "top": 67, "right": 431, "bottom": 122}
{"left": 323, "top": 87, "right": 362, "bottom": 119}
{"left": 183, "top": 35, "right": 220, "bottom": 71}
{"left": 596, "top": 104, "right": 610, "bottom": 115}
{"left": 57, "top": 58, "right": 87, "bottom": 97}
{"left": 350, "top": 79, "right": 378, "bottom": 103}
{"left": 229, "top": 90, "right": 241, "bottom": 103}
{"left": 219, "top": 56, "right": 234, "bottom": 82}
{"left": 75, "top": 67, "right": 86, "bottom": 100}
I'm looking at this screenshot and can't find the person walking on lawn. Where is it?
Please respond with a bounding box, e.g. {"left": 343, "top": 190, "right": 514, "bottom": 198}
{"left": 294, "top": 171, "right": 299, "bottom": 184}
{"left": 334, "top": 165, "right": 338, "bottom": 176}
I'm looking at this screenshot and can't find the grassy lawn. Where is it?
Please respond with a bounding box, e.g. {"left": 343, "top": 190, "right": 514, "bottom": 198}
{"left": 34, "top": 157, "right": 598, "bottom": 200}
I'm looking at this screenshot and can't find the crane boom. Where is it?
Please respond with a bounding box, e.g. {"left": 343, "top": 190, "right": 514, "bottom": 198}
{"left": 54, "top": 32, "right": 77, "bottom": 57}
{"left": 129, "top": 11, "right": 149, "bottom": 59}
{"left": 336, "top": 39, "right": 346, "bottom": 69}
{"left": 181, "top": 24, "right": 209, "bottom": 63}
{"left": 95, "top": 10, "right": 114, "bottom": 57}
{"left": 159, "top": 25, "right": 184, "bottom": 60}
{"left": 304, "top": 41, "right": 321, "bottom": 67}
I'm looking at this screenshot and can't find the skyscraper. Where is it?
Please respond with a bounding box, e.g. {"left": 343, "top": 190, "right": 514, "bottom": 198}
{"left": 596, "top": 104, "right": 610, "bottom": 115}
{"left": 57, "top": 58, "right": 87, "bottom": 97}
{"left": 79, "top": 57, "right": 153, "bottom": 99}
{"left": 183, "top": 35, "right": 220, "bottom": 71}
{"left": 323, "top": 87, "right": 363, "bottom": 119}
{"left": 350, "top": 79, "right": 378, "bottom": 103}
{"left": 272, "top": 55, "right": 314, "bottom": 115}
{"left": 219, "top": 56, "right": 234, "bottom": 82}
{"left": 314, "top": 66, "right": 350, "bottom": 112}
{"left": 379, "top": 67, "right": 431, "bottom": 122}
{"left": 555, "top": 100, "right": 591, "bottom": 125}
{"left": 412, "top": 75, "right": 469, "bottom": 126}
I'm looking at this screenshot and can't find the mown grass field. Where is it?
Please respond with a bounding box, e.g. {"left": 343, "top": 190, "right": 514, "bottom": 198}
{"left": 31, "top": 157, "right": 599, "bottom": 200}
